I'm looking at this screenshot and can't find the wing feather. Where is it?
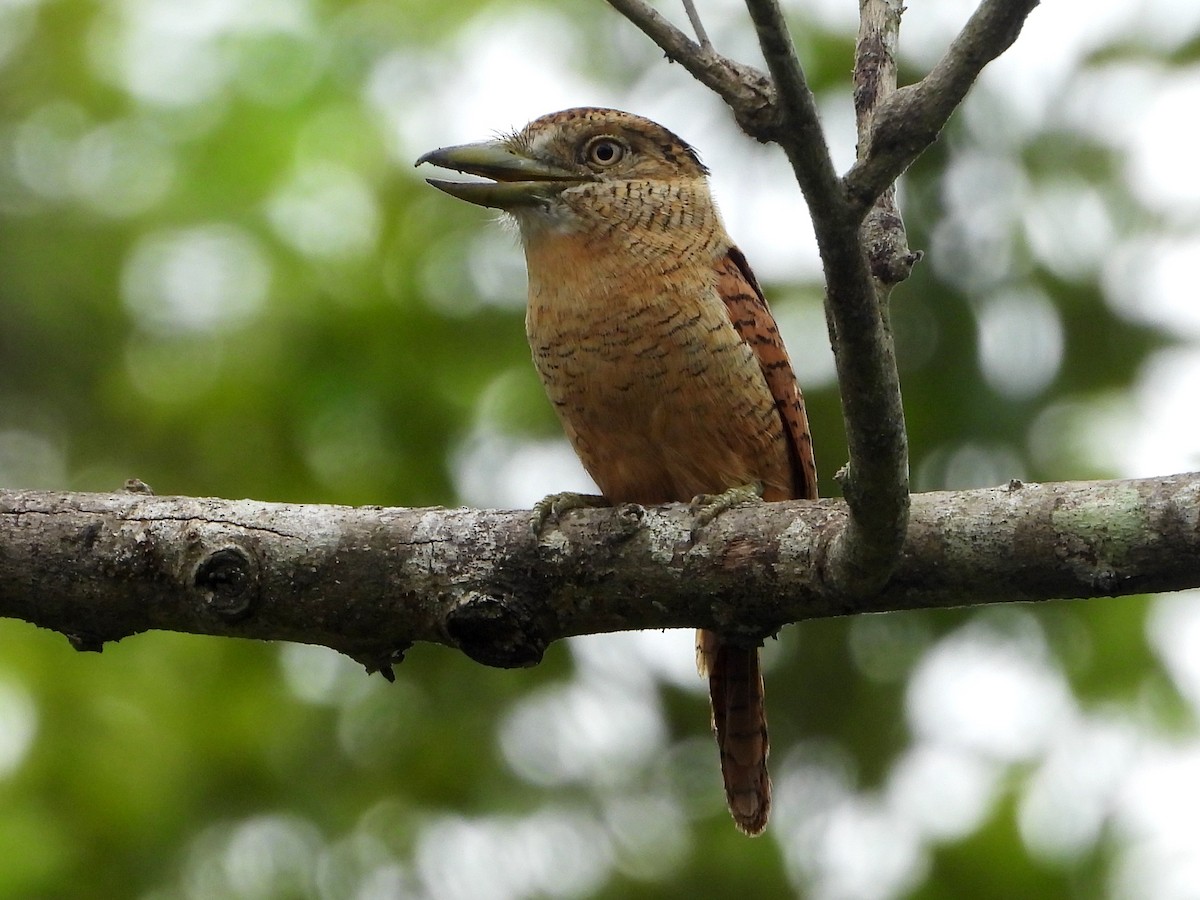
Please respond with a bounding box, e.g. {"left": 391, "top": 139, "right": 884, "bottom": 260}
{"left": 714, "top": 246, "right": 818, "bottom": 501}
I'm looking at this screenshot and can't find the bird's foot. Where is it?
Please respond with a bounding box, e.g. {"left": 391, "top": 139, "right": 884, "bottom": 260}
{"left": 689, "top": 481, "right": 764, "bottom": 531}
{"left": 530, "top": 492, "right": 609, "bottom": 537}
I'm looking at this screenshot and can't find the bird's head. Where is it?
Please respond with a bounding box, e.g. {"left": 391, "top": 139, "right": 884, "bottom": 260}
{"left": 416, "top": 107, "right": 710, "bottom": 231}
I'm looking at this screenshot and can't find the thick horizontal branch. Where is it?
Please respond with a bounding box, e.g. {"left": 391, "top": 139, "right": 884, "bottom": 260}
{"left": 2, "top": 474, "right": 1197, "bottom": 671}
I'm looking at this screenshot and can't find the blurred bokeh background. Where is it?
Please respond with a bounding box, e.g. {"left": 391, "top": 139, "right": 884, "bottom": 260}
{"left": 2, "top": 0, "right": 1199, "bottom": 896}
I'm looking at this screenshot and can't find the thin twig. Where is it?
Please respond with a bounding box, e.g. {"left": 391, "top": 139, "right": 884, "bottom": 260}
{"left": 681, "top": 0, "right": 712, "bottom": 49}
{"left": 603, "top": 0, "right": 777, "bottom": 137}
{"left": 843, "top": 0, "right": 1041, "bottom": 215}
{"left": 604, "top": 0, "right": 700, "bottom": 61}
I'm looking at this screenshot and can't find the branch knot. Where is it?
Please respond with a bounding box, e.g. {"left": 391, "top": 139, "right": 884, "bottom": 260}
{"left": 194, "top": 545, "right": 259, "bottom": 622}
{"left": 446, "top": 591, "right": 547, "bottom": 669}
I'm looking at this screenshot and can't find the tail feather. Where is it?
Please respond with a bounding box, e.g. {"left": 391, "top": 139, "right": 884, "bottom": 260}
{"left": 697, "top": 628, "right": 770, "bottom": 834}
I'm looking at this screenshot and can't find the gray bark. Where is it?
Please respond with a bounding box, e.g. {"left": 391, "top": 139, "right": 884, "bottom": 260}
{"left": 2, "top": 474, "right": 1196, "bottom": 672}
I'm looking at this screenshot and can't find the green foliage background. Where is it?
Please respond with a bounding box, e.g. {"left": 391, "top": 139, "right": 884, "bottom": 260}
{"left": 1, "top": 1, "right": 1197, "bottom": 897}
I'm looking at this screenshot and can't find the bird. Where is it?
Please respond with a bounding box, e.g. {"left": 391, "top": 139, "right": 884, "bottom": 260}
{"left": 417, "top": 107, "right": 817, "bottom": 835}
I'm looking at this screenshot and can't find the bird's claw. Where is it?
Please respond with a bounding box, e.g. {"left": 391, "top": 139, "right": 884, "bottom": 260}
{"left": 530, "top": 492, "right": 609, "bottom": 537}
{"left": 689, "top": 481, "right": 765, "bottom": 531}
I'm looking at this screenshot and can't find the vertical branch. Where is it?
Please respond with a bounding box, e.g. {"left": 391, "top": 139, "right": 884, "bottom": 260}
{"left": 743, "top": 0, "right": 911, "bottom": 594}
{"left": 854, "top": 0, "right": 921, "bottom": 286}
{"left": 681, "top": 0, "right": 713, "bottom": 49}
{"left": 606, "top": 0, "right": 1036, "bottom": 594}
{"left": 740, "top": 0, "right": 841, "bottom": 209}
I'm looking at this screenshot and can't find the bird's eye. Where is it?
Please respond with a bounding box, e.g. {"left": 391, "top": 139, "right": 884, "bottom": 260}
{"left": 584, "top": 137, "right": 626, "bottom": 167}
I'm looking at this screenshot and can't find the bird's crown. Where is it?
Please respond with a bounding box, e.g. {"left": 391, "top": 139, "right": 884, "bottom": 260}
{"left": 508, "top": 107, "right": 709, "bottom": 181}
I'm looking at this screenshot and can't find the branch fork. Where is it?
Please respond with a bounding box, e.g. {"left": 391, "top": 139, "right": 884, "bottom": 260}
{"left": 605, "top": 0, "right": 1041, "bottom": 595}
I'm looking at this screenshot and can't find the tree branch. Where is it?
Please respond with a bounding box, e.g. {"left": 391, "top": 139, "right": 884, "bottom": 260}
{"left": 740, "top": 0, "right": 840, "bottom": 195}
{"left": 4, "top": 475, "right": 1197, "bottom": 671}
{"left": 603, "top": 0, "right": 1037, "bottom": 597}
{"left": 854, "top": 0, "right": 920, "bottom": 286}
{"left": 603, "top": 0, "right": 778, "bottom": 137}
{"left": 737, "top": 0, "right": 910, "bottom": 593}
{"left": 843, "top": 0, "right": 1040, "bottom": 215}
{"left": 681, "top": 0, "right": 712, "bottom": 49}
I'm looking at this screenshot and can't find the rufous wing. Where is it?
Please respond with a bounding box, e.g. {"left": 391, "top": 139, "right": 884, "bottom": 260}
{"left": 714, "top": 245, "right": 818, "bottom": 503}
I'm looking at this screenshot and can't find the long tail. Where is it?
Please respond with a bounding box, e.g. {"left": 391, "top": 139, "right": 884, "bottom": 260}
{"left": 697, "top": 628, "right": 770, "bottom": 835}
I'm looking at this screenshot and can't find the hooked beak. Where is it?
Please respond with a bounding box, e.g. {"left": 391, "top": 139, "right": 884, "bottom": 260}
{"left": 415, "top": 140, "right": 590, "bottom": 209}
